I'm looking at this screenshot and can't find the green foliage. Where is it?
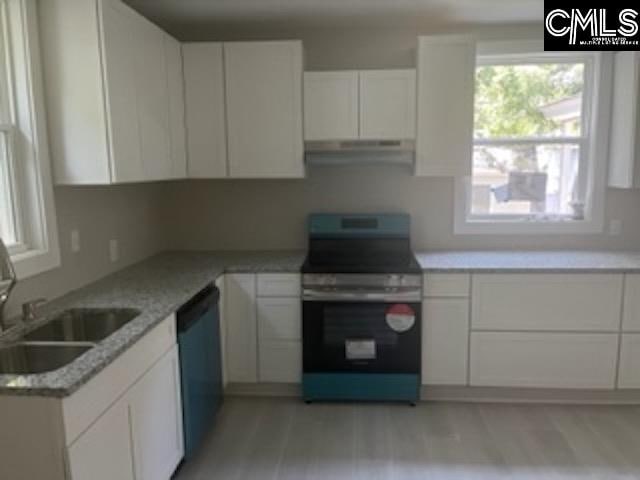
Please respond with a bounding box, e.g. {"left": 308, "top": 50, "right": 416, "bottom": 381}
{"left": 474, "top": 63, "right": 584, "bottom": 139}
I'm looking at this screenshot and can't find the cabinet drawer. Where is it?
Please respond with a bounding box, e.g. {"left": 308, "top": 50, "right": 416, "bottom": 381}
{"left": 423, "top": 273, "right": 470, "bottom": 298}
{"left": 472, "top": 274, "right": 623, "bottom": 331}
{"left": 257, "top": 274, "right": 301, "bottom": 297}
{"left": 257, "top": 297, "right": 301, "bottom": 341}
{"left": 619, "top": 334, "right": 640, "bottom": 388}
{"left": 470, "top": 332, "right": 618, "bottom": 389}
{"left": 63, "top": 314, "right": 176, "bottom": 445}
{"left": 259, "top": 341, "right": 301, "bottom": 383}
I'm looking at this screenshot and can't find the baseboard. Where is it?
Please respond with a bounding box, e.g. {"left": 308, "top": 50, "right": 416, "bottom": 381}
{"left": 225, "top": 382, "right": 301, "bottom": 397}
{"left": 421, "top": 385, "right": 640, "bottom": 405}
{"left": 225, "top": 382, "right": 640, "bottom": 405}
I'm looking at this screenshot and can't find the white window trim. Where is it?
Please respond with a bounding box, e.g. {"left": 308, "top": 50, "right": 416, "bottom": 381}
{"left": 2, "top": 0, "right": 60, "bottom": 278}
{"left": 454, "top": 41, "right": 612, "bottom": 236}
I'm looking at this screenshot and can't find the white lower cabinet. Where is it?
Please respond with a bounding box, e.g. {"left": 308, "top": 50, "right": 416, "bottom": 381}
{"left": 619, "top": 334, "right": 640, "bottom": 388}
{"left": 472, "top": 274, "right": 623, "bottom": 332}
{"left": 67, "top": 394, "right": 135, "bottom": 480}
{"left": 225, "top": 274, "right": 258, "bottom": 383}
{"left": 257, "top": 296, "right": 302, "bottom": 383}
{"left": 422, "top": 298, "right": 469, "bottom": 385}
{"left": 129, "top": 346, "right": 184, "bottom": 480}
{"left": 223, "top": 273, "right": 302, "bottom": 384}
{"left": 65, "top": 316, "right": 183, "bottom": 480}
{"left": 470, "top": 332, "right": 619, "bottom": 389}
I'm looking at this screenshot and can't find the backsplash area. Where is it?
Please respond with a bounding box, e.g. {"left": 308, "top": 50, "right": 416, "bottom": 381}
{"left": 5, "top": 184, "right": 167, "bottom": 318}
{"left": 162, "top": 165, "right": 640, "bottom": 252}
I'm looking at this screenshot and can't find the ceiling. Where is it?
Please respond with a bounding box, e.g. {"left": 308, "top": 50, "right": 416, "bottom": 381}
{"left": 123, "top": 0, "right": 543, "bottom": 34}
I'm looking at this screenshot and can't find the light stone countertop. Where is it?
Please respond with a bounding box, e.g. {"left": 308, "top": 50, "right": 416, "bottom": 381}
{"left": 3, "top": 248, "right": 640, "bottom": 397}
{"left": 0, "top": 251, "right": 304, "bottom": 398}
{"left": 416, "top": 250, "right": 640, "bottom": 273}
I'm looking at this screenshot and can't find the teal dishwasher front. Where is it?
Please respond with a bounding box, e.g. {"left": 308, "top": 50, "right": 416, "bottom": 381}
{"left": 176, "top": 284, "right": 222, "bottom": 460}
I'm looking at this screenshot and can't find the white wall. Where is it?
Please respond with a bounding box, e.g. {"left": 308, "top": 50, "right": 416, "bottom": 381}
{"left": 162, "top": 166, "right": 640, "bottom": 251}
{"left": 5, "top": 184, "right": 167, "bottom": 318}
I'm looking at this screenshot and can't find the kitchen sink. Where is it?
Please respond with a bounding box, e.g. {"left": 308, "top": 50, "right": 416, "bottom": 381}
{"left": 23, "top": 308, "right": 140, "bottom": 343}
{"left": 0, "top": 343, "right": 93, "bottom": 374}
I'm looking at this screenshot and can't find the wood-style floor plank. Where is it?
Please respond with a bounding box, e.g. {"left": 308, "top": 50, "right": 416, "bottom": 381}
{"left": 173, "top": 397, "right": 640, "bottom": 480}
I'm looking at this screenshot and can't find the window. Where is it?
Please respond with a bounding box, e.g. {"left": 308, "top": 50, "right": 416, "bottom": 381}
{"left": 0, "top": 2, "right": 20, "bottom": 250}
{"left": 456, "top": 44, "right": 611, "bottom": 234}
{"left": 0, "top": 0, "right": 59, "bottom": 278}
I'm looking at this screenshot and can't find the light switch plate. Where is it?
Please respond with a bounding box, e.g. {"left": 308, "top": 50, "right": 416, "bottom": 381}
{"left": 109, "top": 239, "right": 119, "bottom": 263}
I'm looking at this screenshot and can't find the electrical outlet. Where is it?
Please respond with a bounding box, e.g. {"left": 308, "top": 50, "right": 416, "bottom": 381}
{"left": 608, "top": 219, "right": 622, "bottom": 236}
{"left": 70, "top": 229, "right": 80, "bottom": 253}
{"left": 109, "top": 239, "right": 119, "bottom": 263}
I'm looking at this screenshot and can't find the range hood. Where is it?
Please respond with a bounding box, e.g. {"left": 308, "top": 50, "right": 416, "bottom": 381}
{"left": 304, "top": 140, "right": 415, "bottom": 167}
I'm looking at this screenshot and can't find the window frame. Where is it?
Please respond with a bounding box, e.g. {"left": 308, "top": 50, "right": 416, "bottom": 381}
{"left": 454, "top": 41, "right": 612, "bottom": 235}
{"left": 0, "top": 0, "right": 60, "bottom": 278}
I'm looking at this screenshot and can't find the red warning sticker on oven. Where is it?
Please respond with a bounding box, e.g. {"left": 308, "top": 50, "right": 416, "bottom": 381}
{"left": 385, "top": 304, "right": 416, "bottom": 332}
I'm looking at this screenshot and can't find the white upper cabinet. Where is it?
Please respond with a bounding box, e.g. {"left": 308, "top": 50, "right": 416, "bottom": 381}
{"left": 224, "top": 41, "right": 304, "bottom": 178}
{"left": 415, "top": 35, "right": 476, "bottom": 177}
{"left": 40, "top": 0, "right": 186, "bottom": 184}
{"left": 165, "top": 36, "right": 188, "bottom": 179}
{"left": 304, "top": 71, "right": 359, "bottom": 141}
{"left": 134, "top": 17, "right": 172, "bottom": 181}
{"left": 303, "top": 69, "right": 416, "bottom": 141}
{"left": 182, "top": 43, "right": 228, "bottom": 178}
{"left": 359, "top": 70, "right": 416, "bottom": 140}
{"left": 609, "top": 52, "right": 640, "bottom": 188}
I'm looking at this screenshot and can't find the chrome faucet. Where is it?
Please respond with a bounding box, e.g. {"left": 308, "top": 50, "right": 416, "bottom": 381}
{"left": 0, "top": 237, "right": 17, "bottom": 332}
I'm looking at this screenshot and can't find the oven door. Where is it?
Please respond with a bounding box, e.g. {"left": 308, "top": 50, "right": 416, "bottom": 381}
{"left": 303, "top": 300, "right": 421, "bottom": 374}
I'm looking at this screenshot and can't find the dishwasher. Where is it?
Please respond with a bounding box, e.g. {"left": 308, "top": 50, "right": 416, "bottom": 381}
{"left": 176, "top": 283, "right": 222, "bottom": 460}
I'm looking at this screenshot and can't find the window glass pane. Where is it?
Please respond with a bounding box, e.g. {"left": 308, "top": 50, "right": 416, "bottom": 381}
{"left": 474, "top": 63, "right": 585, "bottom": 139}
{"left": 470, "top": 143, "right": 583, "bottom": 219}
{"left": 0, "top": 130, "right": 16, "bottom": 245}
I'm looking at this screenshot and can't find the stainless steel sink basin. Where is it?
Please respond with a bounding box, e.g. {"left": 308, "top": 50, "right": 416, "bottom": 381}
{"left": 0, "top": 343, "right": 93, "bottom": 374}
{"left": 23, "top": 308, "right": 140, "bottom": 343}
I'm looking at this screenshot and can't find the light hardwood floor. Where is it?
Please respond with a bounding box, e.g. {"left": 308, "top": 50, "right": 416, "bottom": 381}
{"left": 174, "top": 396, "right": 640, "bottom": 480}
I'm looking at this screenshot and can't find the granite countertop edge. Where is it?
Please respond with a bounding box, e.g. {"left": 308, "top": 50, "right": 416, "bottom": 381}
{"left": 4, "top": 249, "right": 640, "bottom": 398}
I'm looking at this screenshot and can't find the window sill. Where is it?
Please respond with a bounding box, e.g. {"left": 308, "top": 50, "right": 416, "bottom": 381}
{"left": 11, "top": 246, "right": 60, "bottom": 280}
{"left": 454, "top": 218, "right": 604, "bottom": 235}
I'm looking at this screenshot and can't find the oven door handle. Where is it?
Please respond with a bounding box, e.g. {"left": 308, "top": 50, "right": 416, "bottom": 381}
{"left": 302, "top": 289, "right": 421, "bottom": 303}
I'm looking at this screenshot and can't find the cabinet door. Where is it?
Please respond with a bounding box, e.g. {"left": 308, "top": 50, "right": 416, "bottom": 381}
{"left": 257, "top": 297, "right": 301, "bottom": 383}
{"left": 183, "top": 43, "right": 227, "bottom": 178}
{"left": 422, "top": 299, "right": 469, "bottom": 385}
{"left": 130, "top": 346, "right": 184, "bottom": 480}
{"left": 359, "top": 70, "right": 416, "bottom": 140}
{"left": 472, "top": 274, "right": 623, "bottom": 332}
{"left": 67, "top": 395, "right": 135, "bottom": 480}
{"left": 623, "top": 274, "right": 640, "bottom": 331}
{"left": 470, "top": 332, "right": 618, "bottom": 388}
{"left": 619, "top": 334, "right": 640, "bottom": 388}
{"left": 303, "top": 71, "right": 359, "bottom": 141}
{"left": 165, "top": 35, "right": 187, "bottom": 179}
{"left": 224, "top": 41, "right": 304, "bottom": 178}
{"left": 225, "top": 274, "right": 258, "bottom": 382}
{"left": 608, "top": 52, "right": 640, "bottom": 188}
{"left": 100, "top": 0, "right": 144, "bottom": 182}
{"left": 415, "top": 35, "right": 475, "bottom": 176}
{"left": 134, "top": 19, "right": 171, "bottom": 180}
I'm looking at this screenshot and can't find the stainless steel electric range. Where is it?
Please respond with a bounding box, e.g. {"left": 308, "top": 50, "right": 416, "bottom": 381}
{"left": 301, "top": 213, "right": 422, "bottom": 404}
